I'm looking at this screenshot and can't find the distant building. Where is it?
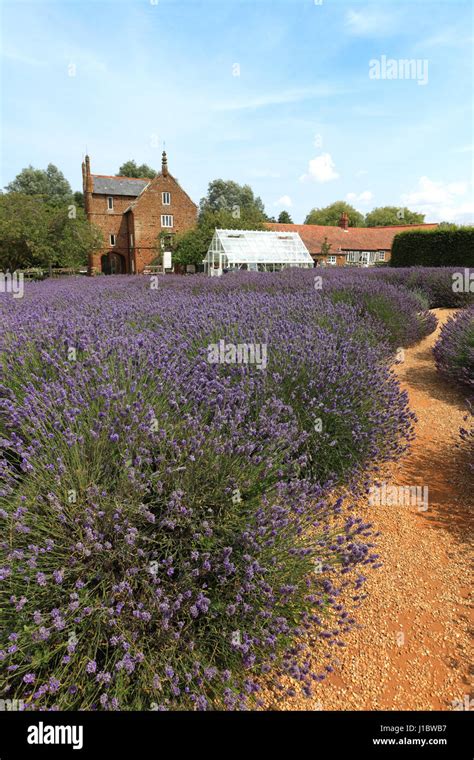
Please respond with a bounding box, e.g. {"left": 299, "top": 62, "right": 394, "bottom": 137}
{"left": 82, "top": 152, "right": 197, "bottom": 274}
{"left": 266, "top": 214, "right": 439, "bottom": 266}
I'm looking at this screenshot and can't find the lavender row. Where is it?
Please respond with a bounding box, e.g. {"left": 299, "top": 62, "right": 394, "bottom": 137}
{"left": 0, "top": 271, "right": 429, "bottom": 710}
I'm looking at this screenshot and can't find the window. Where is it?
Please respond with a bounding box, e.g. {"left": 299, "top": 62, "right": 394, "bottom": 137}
{"left": 161, "top": 215, "right": 173, "bottom": 228}
{"left": 162, "top": 192, "right": 171, "bottom": 205}
{"left": 110, "top": 234, "right": 116, "bottom": 246}
{"left": 327, "top": 255, "right": 337, "bottom": 265}
{"left": 377, "top": 251, "right": 386, "bottom": 261}
{"left": 107, "top": 197, "right": 114, "bottom": 211}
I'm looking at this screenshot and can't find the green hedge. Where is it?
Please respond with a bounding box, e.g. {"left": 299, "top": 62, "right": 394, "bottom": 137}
{"left": 391, "top": 227, "right": 474, "bottom": 267}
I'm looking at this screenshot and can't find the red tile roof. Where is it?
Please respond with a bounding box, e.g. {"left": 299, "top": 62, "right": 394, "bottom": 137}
{"left": 265, "top": 222, "right": 439, "bottom": 254}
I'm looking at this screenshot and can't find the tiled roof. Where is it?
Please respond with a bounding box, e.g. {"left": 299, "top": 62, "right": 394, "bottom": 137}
{"left": 265, "top": 223, "right": 439, "bottom": 254}
{"left": 91, "top": 175, "right": 150, "bottom": 196}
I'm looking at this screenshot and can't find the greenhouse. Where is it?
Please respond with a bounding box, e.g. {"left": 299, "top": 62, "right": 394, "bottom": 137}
{"left": 203, "top": 229, "right": 314, "bottom": 275}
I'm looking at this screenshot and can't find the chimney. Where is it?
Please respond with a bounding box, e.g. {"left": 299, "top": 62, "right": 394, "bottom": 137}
{"left": 83, "top": 154, "right": 93, "bottom": 214}
{"left": 339, "top": 211, "right": 349, "bottom": 231}
{"left": 162, "top": 151, "right": 168, "bottom": 177}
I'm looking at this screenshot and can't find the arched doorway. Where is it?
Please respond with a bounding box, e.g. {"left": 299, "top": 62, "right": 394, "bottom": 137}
{"left": 101, "top": 253, "right": 126, "bottom": 275}
{"left": 109, "top": 253, "right": 125, "bottom": 274}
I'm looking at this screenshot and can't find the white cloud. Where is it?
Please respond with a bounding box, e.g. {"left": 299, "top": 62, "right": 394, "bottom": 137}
{"left": 346, "top": 190, "right": 373, "bottom": 203}
{"left": 401, "top": 176, "right": 474, "bottom": 223}
{"left": 300, "top": 153, "right": 339, "bottom": 183}
{"left": 356, "top": 169, "right": 369, "bottom": 177}
{"left": 345, "top": 8, "right": 399, "bottom": 37}
{"left": 213, "top": 84, "right": 342, "bottom": 112}
{"left": 415, "top": 29, "right": 473, "bottom": 49}
{"left": 273, "top": 195, "right": 293, "bottom": 207}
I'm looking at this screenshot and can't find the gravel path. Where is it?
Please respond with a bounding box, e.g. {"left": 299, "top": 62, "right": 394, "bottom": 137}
{"left": 281, "top": 308, "right": 473, "bottom": 711}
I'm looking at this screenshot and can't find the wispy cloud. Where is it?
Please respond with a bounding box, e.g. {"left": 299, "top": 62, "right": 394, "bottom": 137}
{"left": 345, "top": 7, "right": 401, "bottom": 37}
{"left": 346, "top": 190, "right": 373, "bottom": 203}
{"left": 213, "top": 84, "right": 342, "bottom": 112}
{"left": 401, "top": 176, "right": 474, "bottom": 223}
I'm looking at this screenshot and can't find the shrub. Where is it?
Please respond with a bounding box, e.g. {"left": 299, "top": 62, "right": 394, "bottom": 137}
{"left": 391, "top": 227, "right": 474, "bottom": 268}
{"left": 370, "top": 267, "right": 474, "bottom": 308}
{"left": 433, "top": 307, "right": 474, "bottom": 390}
{"left": 0, "top": 274, "right": 417, "bottom": 710}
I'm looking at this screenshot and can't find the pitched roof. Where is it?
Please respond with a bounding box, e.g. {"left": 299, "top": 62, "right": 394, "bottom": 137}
{"left": 91, "top": 175, "right": 150, "bottom": 196}
{"left": 123, "top": 172, "right": 198, "bottom": 214}
{"left": 265, "top": 222, "right": 439, "bottom": 254}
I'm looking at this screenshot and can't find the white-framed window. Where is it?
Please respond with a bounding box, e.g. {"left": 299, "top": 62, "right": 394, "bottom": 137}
{"left": 110, "top": 234, "right": 116, "bottom": 246}
{"left": 162, "top": 192, "right": 171, "bottom": 205}
{"left": 107, "top": 196, "right": 114, "bottom": 211}
{"left": 377, "top": 250, "right": 386, "bottom": 261}
{"left": 327, "top": 255, "right": 337, "bottom": 265}
{"left": 161, "top": 214, "right": 173, "bottom": 228}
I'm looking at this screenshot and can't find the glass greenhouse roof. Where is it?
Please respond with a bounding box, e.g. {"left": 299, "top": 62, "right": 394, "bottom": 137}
{"left": 203, "top": 229, "right": 314, "bottom": 273}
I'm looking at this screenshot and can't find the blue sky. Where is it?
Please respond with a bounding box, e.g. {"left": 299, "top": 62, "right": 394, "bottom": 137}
{"left": 1, "top": 0, "right": 473, "bottom": 223}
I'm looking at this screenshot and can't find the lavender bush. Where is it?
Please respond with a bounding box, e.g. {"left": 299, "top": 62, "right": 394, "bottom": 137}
{"left": 376, "top": 267, "right": 473, "bottom": 308}
{"left": 0, "top": 272, "right": 422, "bottom": 710}
{"left": 433, "top": 306, "right": 474, "bottom": 390}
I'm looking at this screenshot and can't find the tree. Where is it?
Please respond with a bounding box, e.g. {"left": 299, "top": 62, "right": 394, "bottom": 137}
{"left": 277, "top": 210, "right": 293, "bottom": 224}
{"left": 304, "top": 201, "right": 365, "bottom": 227}
{"left": 365, "top": 206, "right": 425, "bottom": 227}
{"left": 73, "top": 191, "right": 85, "bottom": 209}
{"left": 199, "top": 179, "right": 266, "bottom": 221}
{"left": 45, "top": 205, "right": 103, "bottom": 269}
{"left": 0, "top": 194, "right": 102, "bottom": 271}
{"left": 118, "top": 160, "right": 156, "bottom": 179}
{"left": 320, "top": 237, "right": 332, "bottom": 256}
{"left": 5, "top": 164, "right": 72, "bottom": 204}
{"left": 0, "top": 194, "right": 49, "bottom": 270}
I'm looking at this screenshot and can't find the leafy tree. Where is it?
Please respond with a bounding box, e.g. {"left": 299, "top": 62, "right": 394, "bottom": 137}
{"left": 44, "top": 205, "right": 103, "bottom": 269}
{"left": 0, "top": 194, "right": 49, "bottom": 270}
{"left": 199, "top": 179, "right": 266, "bottom": 220}
{"left": 118, "top": 160, "right": 157, "bottom": 179}
{"left": 304, "top": 201, "right": 365, "bottom": 227}
{"left": 0, "top": 194, "right": 102, "bottom": 271}
{"left": 73, "top": 191, "right": 85, "bottom": 209}
{"left": 320, "top": 236, "right": 332, "bottom": 255}
{"left": 277, "top": 210, "right": 293, "bottom": 224}
{"left": 5, "top": 164, "right": 72, "bottom": 204}
{"left": 365, "top": 206, "right": 425, "bottom": 227}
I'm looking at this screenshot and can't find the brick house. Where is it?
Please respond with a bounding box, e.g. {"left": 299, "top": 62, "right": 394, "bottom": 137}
{"left": 266, "top": 213, "right": 439, "bottom": 266}
{"left": 82, "top": 152, "right": 197, "bottom": 274}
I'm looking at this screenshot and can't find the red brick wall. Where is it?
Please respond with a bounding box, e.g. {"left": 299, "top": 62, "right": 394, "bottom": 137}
{"left": 86, "top": 174, "right": 197, "bottom": 274}
{"left": 130, "top": 174, "right": 197, "bottom": 273}
{"left": 88, "top": 194, "right": 136, "bottom": 273}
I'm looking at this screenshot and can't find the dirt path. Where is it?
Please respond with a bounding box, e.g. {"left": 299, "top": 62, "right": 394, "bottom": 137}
{"left": 288, "top": 308, "right": 473, "bottom": 711}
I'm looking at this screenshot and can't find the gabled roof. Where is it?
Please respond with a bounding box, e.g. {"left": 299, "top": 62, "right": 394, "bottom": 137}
{"left": 123, "top": 171, "right": 198, "bottom": 214}
{"left": 265, "top": 222, "right": 439, "bottom": 254}
{"left": 91, "top": 175, "right": 150, "bottom": 196}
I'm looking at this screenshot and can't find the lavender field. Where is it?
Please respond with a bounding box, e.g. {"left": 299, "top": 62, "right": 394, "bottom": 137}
{"left": 0, "top": 268, "right": 464, "bottom": 710}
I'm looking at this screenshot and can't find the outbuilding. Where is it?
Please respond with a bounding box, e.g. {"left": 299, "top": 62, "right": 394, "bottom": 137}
{"left": 203, "top": 229, "right": 314, "bottom": 275}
